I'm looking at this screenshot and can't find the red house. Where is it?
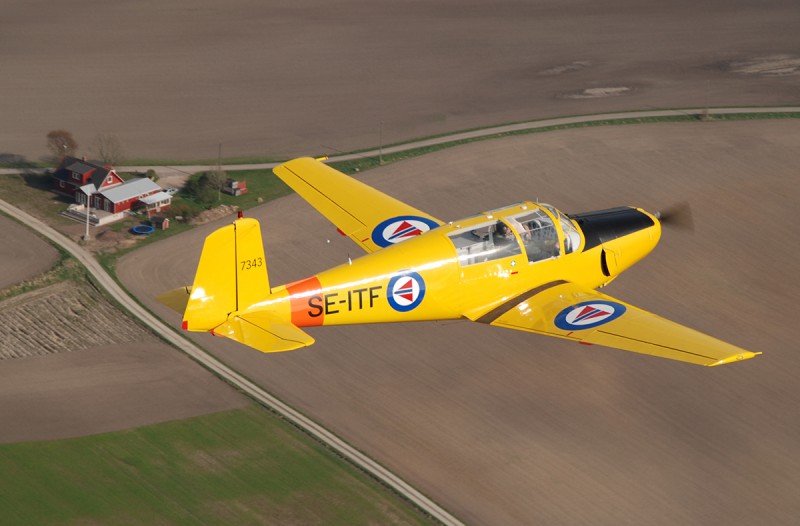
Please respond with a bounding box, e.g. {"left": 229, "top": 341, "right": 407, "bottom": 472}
{"left": 52, "top": 156, "right": 124, "bottom": 199}
{"left": 97, "top": 177, "right": 168, "bottom": 215}
{"left": 52, "top": 156, "right": 171, "bottom": 221}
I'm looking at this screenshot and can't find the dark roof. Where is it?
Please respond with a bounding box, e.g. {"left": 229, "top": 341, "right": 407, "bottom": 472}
{"left": 89, "top": 167, "right": 113, "bottom": 190}
{"left": 52, "top": 156, "right": 116, "bottom": 189}
{"left": 65, "top": 160, "right": 95, "bottom": 175}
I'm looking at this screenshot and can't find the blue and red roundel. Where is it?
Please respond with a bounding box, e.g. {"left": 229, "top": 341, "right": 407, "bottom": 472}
{"left": 387, "top": 271, "right": 426, "bottom": 312}
{"left": 554, "top": 300, "right": 626, "bottom": 331}
{"left": 372, "top": 216, "right": 439, "bottom": 248}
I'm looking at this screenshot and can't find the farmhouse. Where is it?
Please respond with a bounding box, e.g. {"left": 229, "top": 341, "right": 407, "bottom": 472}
{"left": 52, "top": 156, "right": 123, "bottom": 198}
{"left": 52, "top": 156, "right": 171, "bottom": 223}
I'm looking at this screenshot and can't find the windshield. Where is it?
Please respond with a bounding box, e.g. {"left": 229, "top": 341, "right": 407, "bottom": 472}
{"left": 541, "top": 204, "right": 580, "bottom": 254}
{"left": 506, "top": 209, "right": 561, "bottom": 263}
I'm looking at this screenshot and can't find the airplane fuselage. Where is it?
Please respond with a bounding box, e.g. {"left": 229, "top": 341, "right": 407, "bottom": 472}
{"left": 249, "top": 202, "right": 661, "bottom": 328}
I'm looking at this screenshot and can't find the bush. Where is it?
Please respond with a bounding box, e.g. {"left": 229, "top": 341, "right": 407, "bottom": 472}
{"left": 184, "top": 171, "right": 224, "bottom": 204}
{"left": 169, "top": 202, "right": 197, "bottom": 221}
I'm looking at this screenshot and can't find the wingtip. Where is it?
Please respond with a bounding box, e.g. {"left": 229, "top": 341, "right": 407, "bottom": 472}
{"left": 708, "top": 351, "right": 761, "bottom": 367}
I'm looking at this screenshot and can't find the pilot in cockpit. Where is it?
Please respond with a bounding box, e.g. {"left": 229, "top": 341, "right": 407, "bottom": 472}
{"left": 492, "top": 221, "right": 514, "bottom": 246}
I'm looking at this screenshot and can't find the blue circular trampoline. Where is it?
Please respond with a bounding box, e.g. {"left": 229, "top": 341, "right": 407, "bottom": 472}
{"left": 131, "top": 225, "right": 155, "bottom": 235}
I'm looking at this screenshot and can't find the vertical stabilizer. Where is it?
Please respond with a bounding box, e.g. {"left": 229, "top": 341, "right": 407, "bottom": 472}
{"left": 183, "top": 217, "right": 270, "bottom": 331}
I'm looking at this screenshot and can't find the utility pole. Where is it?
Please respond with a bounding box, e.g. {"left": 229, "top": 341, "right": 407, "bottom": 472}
{"left": 701, "top": 80, "right": 711, "bottom": 121}
{"left": 217, "top": 142, "right": 223, "bottom": 201}
{"left": 83, "top": 189, "right": 93, "bottom": 241}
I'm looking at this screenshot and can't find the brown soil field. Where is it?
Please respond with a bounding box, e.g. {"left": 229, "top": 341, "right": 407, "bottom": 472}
{"left": 0, "top": 281, "right": 153, "bottom": 360}
{"left": 0, "top": 214, "right": 58, "bottom": 290}
{"left": 3, "top": 1, "right": 800, "bottom": 162}
{"left": 0, "top": 281, "right": 248, "bottom": 443}
{"left": 118, "top": 120, "right": 800, "bottom": 525}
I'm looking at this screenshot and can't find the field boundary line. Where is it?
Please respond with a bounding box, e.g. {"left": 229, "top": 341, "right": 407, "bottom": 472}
{"left": 2, "top": 107, "right": 798, "bottom": 177}
{"left": 120, "top": 106, "right": 800, "bottom": 174}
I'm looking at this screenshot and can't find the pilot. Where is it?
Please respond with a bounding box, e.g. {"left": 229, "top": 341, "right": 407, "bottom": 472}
{"left": 521, "top": 219, "right": 540, "bottom": 242}
{"left": 492, "top": 221, "right": 514, "bottom": 246}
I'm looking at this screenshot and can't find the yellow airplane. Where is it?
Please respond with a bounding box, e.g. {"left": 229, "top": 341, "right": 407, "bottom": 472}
{"left": 160, "top": 157, "right": 759, "bottom": 366}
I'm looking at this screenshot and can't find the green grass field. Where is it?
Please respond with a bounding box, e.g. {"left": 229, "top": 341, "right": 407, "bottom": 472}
{"left": 0, "top": 405, "right": 435, "bottom": 526}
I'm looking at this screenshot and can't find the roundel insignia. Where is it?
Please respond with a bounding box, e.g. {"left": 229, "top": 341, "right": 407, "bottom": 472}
{"left": 387, "top": 271, "right": 426, "bottom": 312}
{"left": 554, "top": 300, "right": 626, "bottom": 331}
{"left": 372, "top": 216, "right": 439, "bottom": 248}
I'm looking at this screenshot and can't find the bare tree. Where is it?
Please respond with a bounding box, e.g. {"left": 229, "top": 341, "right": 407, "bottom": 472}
{"left": 93, "top": 132, "right": 125, "bottom": 165}
{"left": 46, "top": 130, "right": 78, "bottom": 159}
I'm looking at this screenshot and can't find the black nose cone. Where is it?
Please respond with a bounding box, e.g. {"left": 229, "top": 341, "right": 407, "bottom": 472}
{"left": 568, "top": 207, "right": 655, "bottom": 251}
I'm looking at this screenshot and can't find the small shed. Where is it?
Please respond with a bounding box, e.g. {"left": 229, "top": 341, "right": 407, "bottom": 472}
{"left": 223, "top": 178, "right": 248, "bottom": 196}
{"left": 151, "top": 216, "right": 170, "bottom": 230}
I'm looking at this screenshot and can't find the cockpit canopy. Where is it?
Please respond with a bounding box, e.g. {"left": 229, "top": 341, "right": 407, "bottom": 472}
{"left": 446, "top": 202, "right": 582, "bottom": 266}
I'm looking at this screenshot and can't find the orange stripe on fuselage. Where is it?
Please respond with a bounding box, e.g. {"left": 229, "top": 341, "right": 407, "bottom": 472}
{"left": 286, "top": 276, "right": 324, "bottom": 327}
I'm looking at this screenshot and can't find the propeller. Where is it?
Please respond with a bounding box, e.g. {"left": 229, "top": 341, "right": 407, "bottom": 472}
{"left": 655, "top": 202, "right": 694, "bottom": 231}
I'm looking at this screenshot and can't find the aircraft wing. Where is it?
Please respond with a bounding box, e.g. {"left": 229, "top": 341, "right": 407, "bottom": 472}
{"left": 273, "top": 157, "right": 443, "bottom": 253}
{"left": 478, "top": 281, "right": 759, "bottom": 366}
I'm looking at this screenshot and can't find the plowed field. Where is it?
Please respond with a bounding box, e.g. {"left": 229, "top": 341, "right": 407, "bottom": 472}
{"left": 0, "top": 215, "right": 58, "bottom": 290}
{"left": 3, "top": 1, "right": 800, "bottom": 160}
{"left": 119, "top": 120, "right": 800, "bottom": 525}
{"left": 0, "top": 280, "right": 248, "bottom": 443}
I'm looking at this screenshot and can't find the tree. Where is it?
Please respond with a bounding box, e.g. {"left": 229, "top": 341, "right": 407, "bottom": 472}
{"left": 184, "top": 170, "right": 227, "bottom": 204}
{"left": 46, "top": 130, "right": 78, "bottom": 159}
{"left": 185, "top": 173, "right": 216, "bottom": 204}
{"left": 92, "top": 132, "right": 125, "bottom": 165}
{"left": 197, "top": 185, "right": 217, "bottom": 204}
{"left": 205, "top": 169, "right": 227, "bottom": 202}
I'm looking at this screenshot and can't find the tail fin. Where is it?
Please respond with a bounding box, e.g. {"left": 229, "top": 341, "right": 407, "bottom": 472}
{"left": 175, "top": 216, "right": 314, "bottom": 353}
{"left": 183, "top": 217, "right": 270, "bottom": 331}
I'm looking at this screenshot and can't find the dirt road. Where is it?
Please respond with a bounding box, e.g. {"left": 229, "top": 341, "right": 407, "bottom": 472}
{"left": 0, "top": 197, "right": 464, "bottom": 525}
{"left": 119, "top": 119, "right": 800, "bottom": 525}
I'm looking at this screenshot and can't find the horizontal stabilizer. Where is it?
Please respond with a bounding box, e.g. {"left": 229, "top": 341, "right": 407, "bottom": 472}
{"left": 157, "top": 286, "right": 192, "bottom": 314}
{"left": 212, "top": 311, "right": 314, "bottom": 353}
